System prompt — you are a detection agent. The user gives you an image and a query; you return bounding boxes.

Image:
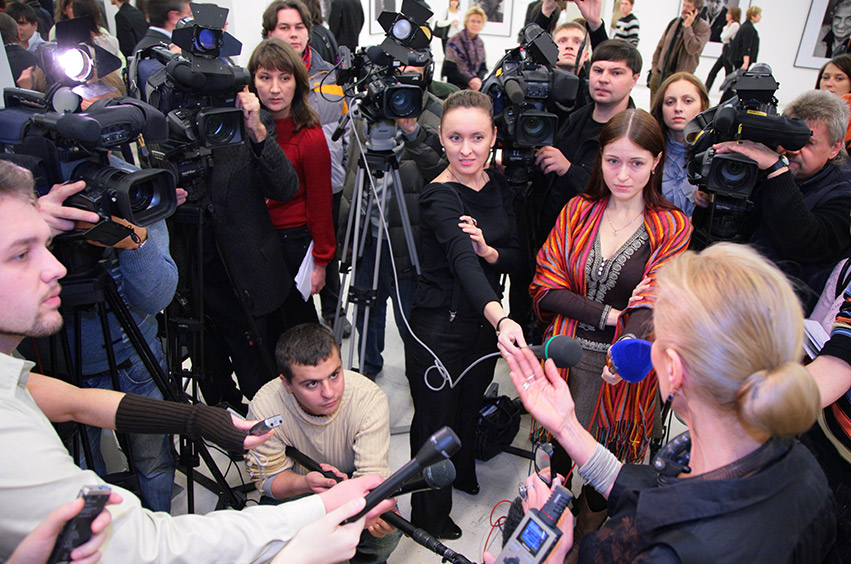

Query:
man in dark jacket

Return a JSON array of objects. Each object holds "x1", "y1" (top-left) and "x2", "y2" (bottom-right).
[
  {"x1": 697, "y1": 90, "x2": 851, "y2": 313},
  {"x1": 112, "y1": 0, "x2": 148, "y2": 58},
  {"x1": 328, "y1": 0, "x2": 362, "y2": 52},
  {"x1": 132, "y1": 0, "x2": 190, "y2": 53}
]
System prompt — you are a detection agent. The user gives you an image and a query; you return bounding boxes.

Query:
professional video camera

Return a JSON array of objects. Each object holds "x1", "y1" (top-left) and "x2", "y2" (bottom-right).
[
  {"x1": 136, "y1": 3, "x2": 249, "y2": 199},
  {"x1": 0, "y1": 18, "x2": 176, "y2": 246},
  {"x1": 481, "y1": 24, "x2": 579, "y2": 186},
  {"x1": 336, "y1": 0, "x2": 433, "y2": 125},
  {"x1": 686, "y1": 63, "x2": 811, "y2": 245}
]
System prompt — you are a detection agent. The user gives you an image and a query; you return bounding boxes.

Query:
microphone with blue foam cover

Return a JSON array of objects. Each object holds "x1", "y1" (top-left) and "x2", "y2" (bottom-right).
[{"x1": 607, "y1": 338, "x2": 654, "y2": 383}]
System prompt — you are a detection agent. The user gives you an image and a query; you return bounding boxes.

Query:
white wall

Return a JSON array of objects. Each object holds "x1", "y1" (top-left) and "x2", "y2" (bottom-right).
[{"x1": 203, "y1": 0, "x2": 819, "y2": 110}]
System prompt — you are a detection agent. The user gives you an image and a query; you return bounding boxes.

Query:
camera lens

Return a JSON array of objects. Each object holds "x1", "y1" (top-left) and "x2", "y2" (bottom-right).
[
  {"x1": 719, "y1": 159, "x2": 747, "y2": 183},
  {"x1": 203, "y1": 113, "x2": 238, "y2": 145},
  {"x1": 128, "y1": 184, "x2": 154, "y2": 212},
  {"x1": 520, "y1": 116, "x2": 552, "y2": 141},
  {"x1": 388, "y1": 88, "x2": 417, "y2": 117}
]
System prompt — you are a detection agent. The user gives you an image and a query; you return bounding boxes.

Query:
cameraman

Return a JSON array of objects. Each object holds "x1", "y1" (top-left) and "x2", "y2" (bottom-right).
[
  {"x1": 699, "y1": 89, "x2": 851, "y2": 312},
  {"x1": 35, "y1": 179, "x2": 178, "y2": 513}
]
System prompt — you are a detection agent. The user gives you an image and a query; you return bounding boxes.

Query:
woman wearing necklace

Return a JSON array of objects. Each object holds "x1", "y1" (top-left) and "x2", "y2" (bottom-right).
[
  {"x1": 530, "y1": 109, "x2": 691, "y2": 547},
  {"x1": 405, "y1": 90, "x2": 526, "y2": 541}
]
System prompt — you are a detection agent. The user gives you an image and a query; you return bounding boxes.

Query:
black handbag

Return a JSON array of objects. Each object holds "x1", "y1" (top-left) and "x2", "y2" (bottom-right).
[
  {"x1": 474, "y1": 395, "x2": 522, "y2": 461},
  {"x1": 433, "y1": 24, "x2": 450, "y2": 41}
]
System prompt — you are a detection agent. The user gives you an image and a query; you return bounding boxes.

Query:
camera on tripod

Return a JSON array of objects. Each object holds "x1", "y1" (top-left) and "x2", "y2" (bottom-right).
[
  {"x1": 686, "y1": 63, "x2": 812, "y2": 244},
  {"x1": 0, "y1": 18, "x2": 177, "y2": 246},
  {"x1": 337, "y1": 0, "x2": 433, "y2": 123},
  {"x1": 482, "y1": 23, "x2": 579, "y2": 185},
  {"x1": 137, "y1": 3, "x2": 249, "y2": 199}
]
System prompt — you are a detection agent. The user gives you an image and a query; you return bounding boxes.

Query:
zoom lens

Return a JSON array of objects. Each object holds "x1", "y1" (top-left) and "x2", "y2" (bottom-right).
[
  {"x1": 197, "y1": 107, "x2": 245, "y2": 148},
  {"x1": 381, "y1": 85, "x2": 423, "y2": 119}
]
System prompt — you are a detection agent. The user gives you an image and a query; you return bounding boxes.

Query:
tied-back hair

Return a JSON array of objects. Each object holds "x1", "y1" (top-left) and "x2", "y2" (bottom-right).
[
  {"x1": 0, "y1": 160, "x2": 37, "y2": 204},
  {"x1": 583, "y1": 109, "x2": 674, "y2": 211},
  {"x1": 783, "y1": 89, "x2": 849, "y2": 165},
  {"x1": 815, "y1": 53, "x2": 851, "y2": 90},
  {"x1": 248, "y1": 38, "x2": 320, "y2": 132},
  {"x1": 654, "y1": 243, "x2": 820, "y2": 438},
  {"x1": 276, "y1": 323, "x2": 339, "y2": 381},
  {"x1": 728, "y1": 6, "x2": 741, "y2": 23},
  {"x1": 649, "y1": 72, "x2": 710, "y2": 137},
  {"x1": 441, "y1": 89, "x2": 493, "y2": 127},
  {"x1": 262, "y1": 0, "x2": 312, "y2": 39}
]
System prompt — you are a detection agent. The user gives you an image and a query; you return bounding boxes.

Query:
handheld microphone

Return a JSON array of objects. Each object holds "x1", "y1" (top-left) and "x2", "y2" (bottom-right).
[
  {"x1": 528, "y1": 335, "x2": 583, "y2": 369},
  {"x1": 607, "y1": 338, "x2": 653, "y2": 383},
  {"x1": 381, "y1": 512, "x2": 474, "y2": 564},
  {"x1": 343, "y1": 426, "x2": 461, "y2": 524},
  {"x1": 393, "y1": 459, "x2": 455, "y2": 496}
]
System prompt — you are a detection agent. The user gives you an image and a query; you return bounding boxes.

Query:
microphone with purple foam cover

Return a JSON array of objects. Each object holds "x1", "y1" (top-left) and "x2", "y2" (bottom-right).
[
  {"x1": 527, "y1": 335, "x2": 583, "y2": 369},
  {"x1": 607, "y1": 338, "x2": 654, "y2": 383}
]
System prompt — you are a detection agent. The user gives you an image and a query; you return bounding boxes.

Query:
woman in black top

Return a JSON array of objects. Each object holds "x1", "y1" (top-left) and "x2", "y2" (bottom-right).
[{"x1": 405, "y1": 90, "x2": 526, "y2": 540}]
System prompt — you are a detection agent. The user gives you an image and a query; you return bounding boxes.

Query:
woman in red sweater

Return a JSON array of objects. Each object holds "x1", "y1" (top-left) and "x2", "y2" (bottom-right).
[{"x1": 248, "y1": 38, "x2": 335, "y2": 329}]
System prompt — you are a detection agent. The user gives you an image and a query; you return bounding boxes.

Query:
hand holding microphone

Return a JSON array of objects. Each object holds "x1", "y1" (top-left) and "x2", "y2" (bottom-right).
[{"x1": 606, "y1": 338, "x2": 653, "y2": 384}]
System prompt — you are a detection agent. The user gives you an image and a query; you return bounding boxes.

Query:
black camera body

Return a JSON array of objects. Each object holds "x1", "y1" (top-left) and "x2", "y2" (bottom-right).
[
  {"x1": 483, "y1": 24, "x2": 579, "y2": 185},
  {"x1": 0, "y1": 87, "x2": 177, "y2": 244},
  {"x1": 686, "y1": 64, "x2": 812, "y2": 245},
  {"x1": 337, "y1": 0, "x2": 433, "y2": 124}
]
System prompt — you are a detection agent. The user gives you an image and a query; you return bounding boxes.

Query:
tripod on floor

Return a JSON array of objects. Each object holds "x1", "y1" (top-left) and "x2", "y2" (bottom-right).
[{"x1": 335, "y1": 114, "x2": 420, "y2": 375}]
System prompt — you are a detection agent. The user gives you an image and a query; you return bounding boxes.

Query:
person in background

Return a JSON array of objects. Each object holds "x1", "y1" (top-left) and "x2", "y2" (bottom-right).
[
  {"x1": 650, "y1": 72, "x2": 709, "y2": 217},
  {"x1": 705, "y1": 5, "x2": 739, "y2": 92},
  {"x1": 443, "y1": 6, "x2": 487, "y2": 91},
  {"x1": 0, "y1": 12, "x2": 35, "y2": 88},
  {"x1": 701, "y1": 0, "x2": 725, "y2": 42},
  {"x1": 817, "y1": 53, "x2": 851, "y2": 151},
  {"x1": 435, "y1": 0, "x2": 461, "y2": 53},
  {"x1": 508, "y1": 242, "x2": 835, "y2": 563},
  {"x1": 328, "y1": 0, "x2": 362, "y2": 52},
  {"x1": 303, "y1": 0, "x2": 337, "y2": 65},
  {"x1": 131, "y1": 0, "x2": 191, "y2": 53},
  {"x1": 817, "y1": 0, "x2": 851, "y2": 58},
  {"x1": 648, "y1": 0, "x2": 710, "y2": 99},
  {"x1": 6, "y1": 1, "x2": 42, "y2": 52},
  {"x1": 612, "y1": 0, "x2": 638, "y2": 47},
  {"x1": 111, "y1": 0, "x2": 148, "y2": 58},
  {"x1": 73, "y1": 0, "x2": 126, "y2": 73},
  {"x1": 406, "y1": 90, "x2": 526, "y2": 540},
  {"x1": 730, "y1": 5, "x2": 761, "y2": 72}
]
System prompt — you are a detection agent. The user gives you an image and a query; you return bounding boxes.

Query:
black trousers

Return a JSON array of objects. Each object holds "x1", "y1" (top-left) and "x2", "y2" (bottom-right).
[
  {"x1": 274, "y1": 225, "x2": 321, "y2": 330},
  {"x1": 706, "y1": 51, "x2": 733, "y2": 92},
  {"x1": 405, "y1": 307, "x2": 498, "y2": 529}
]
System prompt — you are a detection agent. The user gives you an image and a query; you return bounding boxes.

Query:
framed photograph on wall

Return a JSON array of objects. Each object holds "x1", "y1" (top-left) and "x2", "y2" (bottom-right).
[
  {"x1": 371, "y1": 0, "x2": 397, "y2": 35},
  {"x1": 796, "y1": 0, "x2": 851, "y2": 69},
  {"x1": 698, "y1": 0, "x2": 752, "y2": 59},
  {"x1": 472, "y1": 0, "x2": 513, "y2": 36}
]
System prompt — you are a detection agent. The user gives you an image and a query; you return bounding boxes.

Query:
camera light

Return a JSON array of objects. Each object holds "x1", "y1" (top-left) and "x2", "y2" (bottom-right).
[
  {"x1": 197, "y1": 28, "x2": 218, "y2": 50},
  {"x1": 392, "y1": 18, "x2": 413, "y2": 41},
  {"x1": 57, "y1": 47, "x2": 93, "y2": 82}
]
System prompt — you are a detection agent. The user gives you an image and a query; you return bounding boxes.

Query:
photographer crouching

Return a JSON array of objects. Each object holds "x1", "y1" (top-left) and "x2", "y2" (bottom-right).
[{"x1": 692, "y1": 86, "x2": 851, "y2": 313}]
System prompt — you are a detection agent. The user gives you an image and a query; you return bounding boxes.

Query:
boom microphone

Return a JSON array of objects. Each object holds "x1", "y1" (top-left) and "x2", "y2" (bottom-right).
[
  {"x1": 528, "y1": 335, "x2": 583, "y2": 369},
  {"x1": 343, "y1": 426, "x2": 461, "y2": 524}
]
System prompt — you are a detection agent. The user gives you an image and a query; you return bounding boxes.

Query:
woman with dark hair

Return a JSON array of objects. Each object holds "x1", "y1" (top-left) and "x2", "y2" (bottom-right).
[
  {"x1": 248, "y1": 38, "x2": 334, "y2": 330},
  {"x1": 650, "y1": 72, "x2": 709, "y2": 217},
  {"x1": 506, "y1": 242, "x2": 834, "y2": 563},
  {"x1": 405, "y1": 89, "x2": 526, "y2": 540},
  {"x1": 72, "y1": 0, "x2": 125, "y2": 72},
  {"x1": 529, "y1": 109, "x2": 691, "y2": 550},
  {"x1": 817, "y1": 53, "x2": 851, "y2": 150}
]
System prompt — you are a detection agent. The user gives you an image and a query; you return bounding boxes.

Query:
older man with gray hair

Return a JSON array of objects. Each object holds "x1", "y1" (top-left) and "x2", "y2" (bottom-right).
[{"x1": 698, "y1": 89, "x2": 851, "y2": 312}]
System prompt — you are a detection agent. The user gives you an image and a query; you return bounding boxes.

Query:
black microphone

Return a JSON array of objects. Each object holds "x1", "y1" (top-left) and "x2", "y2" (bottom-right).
[
  {"x1": 527, "y1": 335, "x2": 583, "y2": 369},
  {"x1": 365, "y1": 45, "x2": 393, "y2": 66},
  {"x1": 343, "y1": 426, "x2": 461, "y2": 524},
  {"x1": 381, "y1": 512, "x2": 474, "y2": 564},
  {"x1": 393, "y1": 459, "x2": 455, "y2": 496}
]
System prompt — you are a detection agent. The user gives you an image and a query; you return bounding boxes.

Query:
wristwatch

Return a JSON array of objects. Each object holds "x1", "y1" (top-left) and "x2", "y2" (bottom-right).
[{"x1": 764, "y1": 155, "x2": 789, "y2": 175}]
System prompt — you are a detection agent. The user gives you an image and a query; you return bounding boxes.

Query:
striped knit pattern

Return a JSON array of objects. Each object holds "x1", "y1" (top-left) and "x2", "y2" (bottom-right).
[
  {"x1": 613, "y1": 13, "x2": 640, "y2": 47},
  {"x1": 246, "y1": 370, "x2": 391, "y2": 493},
  {"x1": 530, "y1": 195, "x2": 692, "y2": 462}
]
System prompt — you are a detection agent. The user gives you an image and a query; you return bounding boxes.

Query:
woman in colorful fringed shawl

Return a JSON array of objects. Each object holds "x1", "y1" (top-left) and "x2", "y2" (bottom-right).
[
  {"x1": 443, "y1": 6, "x2": 488, "y2": 91},
  {"x1": 529, "y1": 109, "x2": 691, "y2": 540}
]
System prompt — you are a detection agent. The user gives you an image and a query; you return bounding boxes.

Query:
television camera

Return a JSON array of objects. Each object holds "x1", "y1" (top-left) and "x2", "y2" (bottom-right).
[
  {"x1": 0, "y1": 17, "x2": 176, "y2": 247},
  {"x1": 686, "y1": 63, "x2": 812, "y2": 246},
  {"x1": 135, "y1": 2, "x2": 249, "y2": 200},
  {"x1": 482, "y1": 23, "x2": 579, "y2": 186}
]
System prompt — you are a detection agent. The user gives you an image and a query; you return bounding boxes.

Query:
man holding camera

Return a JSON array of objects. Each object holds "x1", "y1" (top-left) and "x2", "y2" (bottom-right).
[
  {"x1": 0, "y1": 160, "x2": 393, "y2": 563},
  {"x1": 30, "y1": 178, "x2": 179, "y2": 513},
  {"x1": 699, "y1": 90, "x2": 851, "y2": 311}
]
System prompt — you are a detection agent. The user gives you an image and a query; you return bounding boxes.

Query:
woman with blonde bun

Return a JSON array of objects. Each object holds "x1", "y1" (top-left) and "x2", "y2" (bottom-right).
[{"x1": 504, "y1": 242, "x2": 836, "y2": 563}]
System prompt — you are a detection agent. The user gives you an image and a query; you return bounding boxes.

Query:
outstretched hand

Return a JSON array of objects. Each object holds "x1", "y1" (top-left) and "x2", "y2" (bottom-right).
[
  {"x1": 271, "y1": 497, "x2": 368, "y2": 564},
  {"x1": 229, "y1": 415, "x2": 275, "y2": 450}
]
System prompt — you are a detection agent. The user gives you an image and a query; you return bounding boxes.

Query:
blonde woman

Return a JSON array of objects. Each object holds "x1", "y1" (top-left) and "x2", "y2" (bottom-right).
[{"x1": 443, "y1": 6, "x2": 487, "y2": 91}]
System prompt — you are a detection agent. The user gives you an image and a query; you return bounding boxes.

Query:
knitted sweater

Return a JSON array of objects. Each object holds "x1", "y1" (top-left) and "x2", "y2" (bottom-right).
[{"x1": 246, "y1": 370, "x2": 391, "y2": 497}]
